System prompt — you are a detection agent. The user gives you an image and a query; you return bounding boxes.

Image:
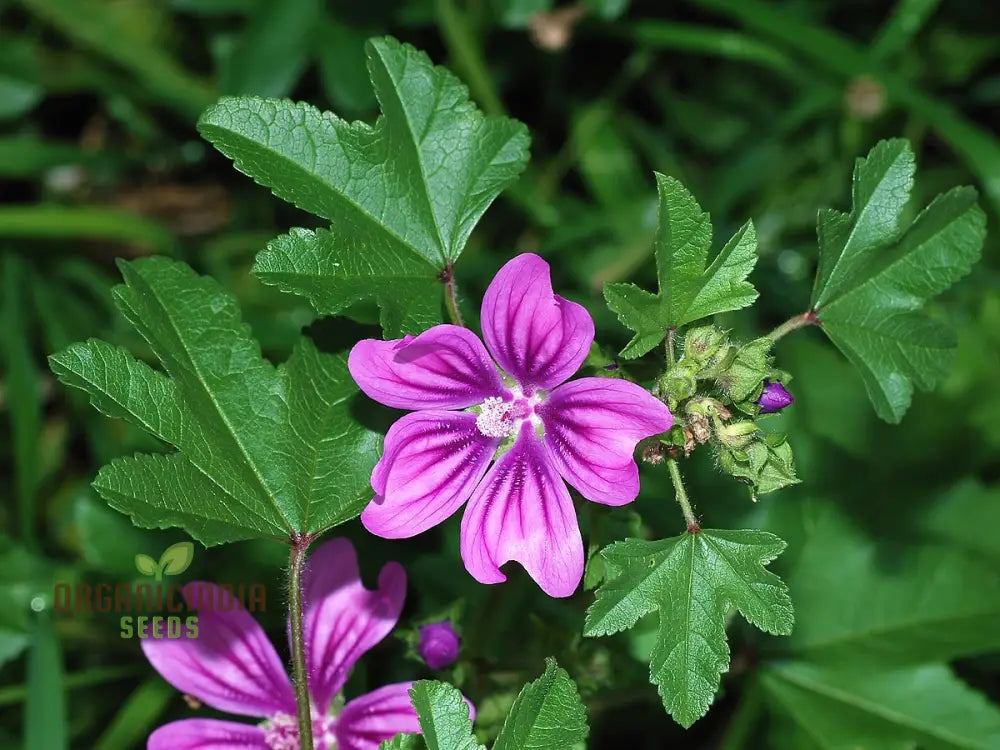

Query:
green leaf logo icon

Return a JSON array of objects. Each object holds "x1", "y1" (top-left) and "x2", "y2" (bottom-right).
[
  {"x1": 134, "y1": 553, "x2": 157, "y2": 577},
  {"x1": 159, "y1": 542, "x2": 194, "y2": 576},
  {"x1": 134, "y1": 542, "x2": 195, "y2": 580}
]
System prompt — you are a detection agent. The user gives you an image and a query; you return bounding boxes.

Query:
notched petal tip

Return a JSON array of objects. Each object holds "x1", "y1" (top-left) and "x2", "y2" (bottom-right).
[
  {"x1": 481, "y1": 253, "x2": 595, "y2": 391},
  {"x1": 460, "y1": 426, "x2": 584, "y2": 598},
  {"x1": 299, "y1": 538, "x2": 407, "y2": 711}
]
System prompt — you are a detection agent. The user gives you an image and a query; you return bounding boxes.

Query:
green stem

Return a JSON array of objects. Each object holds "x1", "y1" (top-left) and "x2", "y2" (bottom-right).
[
  {"x1": 767, "y1": 309, "x2": 819, "y2": 342},
  {"x1": 666, "y1": 327, "x2": 677, "y2": 366},
  {"x1": 288, "y1": 536, "x2": 314, "y2": 750},
  {"x1": 435, "y1": 0, "x2": 505, "y2": 116},
  {"x1": 442, "y1": 262, "x2": 465, "y2": 327},
  {"x1": 667, "y1": 458, "x2": 699, "y2": 531}
]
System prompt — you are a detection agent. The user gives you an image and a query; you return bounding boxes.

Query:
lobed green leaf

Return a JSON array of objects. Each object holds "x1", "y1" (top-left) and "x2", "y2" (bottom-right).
[
  {"x1": 810, "y1": 139, "x2": 986, "y2": 422},
  {"x1": 585, "y1": 529, "x2": 793, "y2": 727},
  {"x1": 604, "y1": 174, "x2": 759, "y2": 358},
  {"x1": 49, "y1": 257, "x2": 380, "y2": 544},
  {"x1": 198, "y1": 36, "x2": 530, "y2": 336}
]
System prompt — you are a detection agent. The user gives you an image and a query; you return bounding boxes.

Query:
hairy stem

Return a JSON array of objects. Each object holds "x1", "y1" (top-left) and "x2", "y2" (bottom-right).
[
  {"x1": 441, "y1": 262, "x2": 465, "y2": 327},
  {"x1": 288, "y1": 535, "x2": 314, "y2": 750},
  {"x1": 666, "y1": 327, "x2": 677, "y2": 366},
  {"x1": 767, "y1": 309, "x2": 820, "y2": 342},
  {"x1": 667, "y1": 458, "x2": 699, "y2": 532}
]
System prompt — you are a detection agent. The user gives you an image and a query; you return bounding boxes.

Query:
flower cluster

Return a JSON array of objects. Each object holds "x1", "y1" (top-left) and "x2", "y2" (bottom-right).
[{"x1": 348, "y1": 254, "x2": 673, "y2": 597}]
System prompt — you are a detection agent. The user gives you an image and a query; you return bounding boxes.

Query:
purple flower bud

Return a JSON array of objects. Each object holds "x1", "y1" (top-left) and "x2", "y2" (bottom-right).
[
  {"x1": 602, "y1": 363, "x2": 619, "y2": 371},
  {"x1": 758, "y1": 381, "x2": 794, "y2": 413},
  {"x1": 418, "y1": 620, "x2": 460, "y2": 669}
]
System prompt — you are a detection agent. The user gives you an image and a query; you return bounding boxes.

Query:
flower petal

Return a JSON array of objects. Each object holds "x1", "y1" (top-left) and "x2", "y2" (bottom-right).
[
  {"x1": 334, "y1": 683, "x2": 422, "y2": 750},
  {"x1": 364, "y1": 411, "x2": 499, "y2": 538},
  {"x1": 298, "y1": 538, "x2": 406, "y2": 712},
  {"x1": 480, "y1": 254, "x2": 594, "y2": 391},
  {"x1": 460, "y1": 424, "x2": 584, "y2": 597},
  {"x1": 148, "y1": 719, "x2": 268, "y2": 750},
  {"x1": 141, "y1": 582, "x2": 294, "y2": 717},
  {"x1": 539, "y1": 378, "x2": 673, "y2": 506},
  {"x1": 348, "y1": 325, "x2": 504, "y2": 410}
]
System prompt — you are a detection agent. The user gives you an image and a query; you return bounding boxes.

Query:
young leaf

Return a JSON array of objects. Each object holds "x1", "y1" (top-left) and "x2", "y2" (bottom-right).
[
  {"x1": 810, "y1": 139, "x2": 986, "y2": 422},
  {"x1": 761, "y1": 662, "x2": 1000, "y2": 749},
  {"x1": 198, "y1": 36, "x2": 530, "y2": 336},
  {"x1": 603, "y1": 174, "x2": 759, "y2": 358},
  {"x1": 585, "y1": 530, "x2": 793, "y2": 727},
  {"x1": 158, "y1": 541, "x2": 194, "y2": 576},
  {"x1": 408, "y1": 681, "x2": 483, "y2": 750},
  {"x1": 49, "y1": 257, "x2": 381, "y2": 545},
  {"x1": 133, "y1": 554, "x2": 157, "y2": 577},
  {"x1": 493, "y1": 657, "x2": 589, "y2": 750}
]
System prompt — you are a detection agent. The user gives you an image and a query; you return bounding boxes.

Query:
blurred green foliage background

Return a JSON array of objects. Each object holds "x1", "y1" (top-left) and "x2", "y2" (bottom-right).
[{"x1": 1, "y1": 0, "x2": 998, "y2": 748}]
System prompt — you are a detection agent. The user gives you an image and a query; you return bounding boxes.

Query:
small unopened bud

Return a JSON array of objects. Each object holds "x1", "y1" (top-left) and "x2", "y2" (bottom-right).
[
  {"x1": 658, "y1": 365, "x2": 697, "y2": 405},
  {"x1": 758, "y1": 381, "x2": 794, "y2": 414},
  {"x1": 717, "y1": 421, "x2": 759, "y2": 449},
  {"x1": 683, "y1": 326, "x2": 726, "y2": 363},
  {"x1": 418, "y1": 621, "x2": 460, "y2": 669}
]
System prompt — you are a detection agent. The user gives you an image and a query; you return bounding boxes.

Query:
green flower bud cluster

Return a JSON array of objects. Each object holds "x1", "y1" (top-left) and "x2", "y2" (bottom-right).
[
  {"x1": 655, "y1": 325, "x2": 778, "y2": 412},
  {"x1": 651, "y1": 325, "x2": 799, "y2": 498},
  {"x1": 717, "y1": 432, "x2": 799, "y2": 501}
]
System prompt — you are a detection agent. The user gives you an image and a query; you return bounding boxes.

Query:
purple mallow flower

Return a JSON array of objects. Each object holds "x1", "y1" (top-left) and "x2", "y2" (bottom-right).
[
  {"x1": 758, "y1": 381, "x2": 794, "y2": 413},
  {"x1": 141, "y1": 538, "x2": 457, "y2": 750},
  {"x1": 348, "y1": 254, "x2": 673, "y2": 598},
  {"x1": 418, "y1": 621, "x2": 460, "y2": 669}
]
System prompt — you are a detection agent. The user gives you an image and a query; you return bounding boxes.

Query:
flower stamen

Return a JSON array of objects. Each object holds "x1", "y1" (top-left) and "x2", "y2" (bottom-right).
[{"x1": 475, "y1": 396, "x2": 515, "y2": 438}]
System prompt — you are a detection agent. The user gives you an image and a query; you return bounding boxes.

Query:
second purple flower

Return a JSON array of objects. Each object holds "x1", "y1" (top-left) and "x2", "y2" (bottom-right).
[{"x1": 348, "y1": 254, "x2": 673, "y2": 597}]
